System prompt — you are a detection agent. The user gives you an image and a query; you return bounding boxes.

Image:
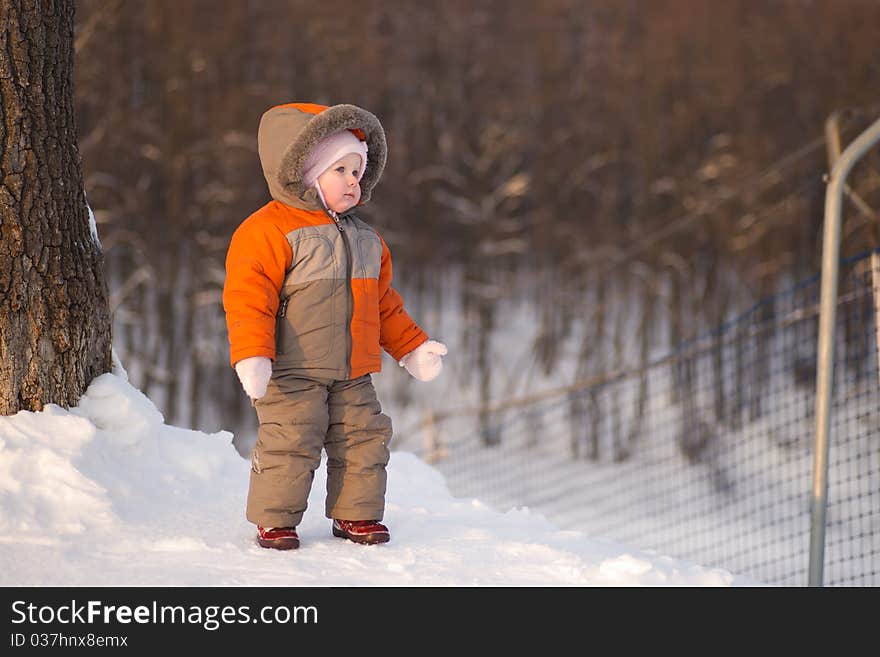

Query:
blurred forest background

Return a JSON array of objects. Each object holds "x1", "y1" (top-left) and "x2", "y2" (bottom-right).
[{"x1": 72, "y1": 0, "x2": 880, "y2": 437}]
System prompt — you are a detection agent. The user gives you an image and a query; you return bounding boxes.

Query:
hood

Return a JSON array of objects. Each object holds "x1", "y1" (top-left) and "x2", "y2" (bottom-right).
[{"x1": 257, "y1": 102, "x2": 387, "y2": 211}]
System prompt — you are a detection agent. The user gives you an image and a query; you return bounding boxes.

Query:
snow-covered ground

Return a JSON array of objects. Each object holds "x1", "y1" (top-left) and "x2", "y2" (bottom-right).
[{"x1": 0, "y1": 360, "x2": 761, "y2": 586}]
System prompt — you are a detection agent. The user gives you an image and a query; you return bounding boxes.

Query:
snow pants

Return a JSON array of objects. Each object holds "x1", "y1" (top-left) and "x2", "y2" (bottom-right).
[{"x1": 245, "y1": 373, "x2": 393, "y2": 528}]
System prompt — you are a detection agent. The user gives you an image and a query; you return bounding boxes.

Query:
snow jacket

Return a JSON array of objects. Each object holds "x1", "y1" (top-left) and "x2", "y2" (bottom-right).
[{"x1": 223, "y1": 102, "x2": 427, "y2": 380}]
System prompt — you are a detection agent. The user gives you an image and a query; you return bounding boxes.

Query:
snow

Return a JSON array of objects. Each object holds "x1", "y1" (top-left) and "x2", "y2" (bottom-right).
[
  {"x1": 0, "y1": 359, "x2": 761, "y2": 586},
  {"x1": 85, "y1": 197, "x2": 101, "y2": 249}
]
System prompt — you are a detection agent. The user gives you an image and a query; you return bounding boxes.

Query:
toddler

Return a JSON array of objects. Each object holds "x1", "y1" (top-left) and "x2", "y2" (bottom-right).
[{"x1": 223, "y1": 102, "x2": 447, "y2": 549}]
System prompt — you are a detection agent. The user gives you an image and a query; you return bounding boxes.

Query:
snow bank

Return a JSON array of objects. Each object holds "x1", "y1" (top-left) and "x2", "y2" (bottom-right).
[{"x1": 0, "y1": 372, "x2": 760, "y2": 586}]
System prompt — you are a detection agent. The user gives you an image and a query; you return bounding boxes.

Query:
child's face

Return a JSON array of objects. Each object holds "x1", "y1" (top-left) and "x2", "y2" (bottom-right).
[{"x1": 317, "y1": 153, "x2": 362, "y2": 213}]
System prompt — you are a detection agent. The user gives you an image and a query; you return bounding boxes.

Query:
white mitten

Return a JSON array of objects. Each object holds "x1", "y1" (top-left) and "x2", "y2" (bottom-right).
[
  {"x1": 399, "y1": 340, "x2": 448, "y2": 382},
  {"x1": 234, "y1": 356, "x2": 273, "y2": 400}
]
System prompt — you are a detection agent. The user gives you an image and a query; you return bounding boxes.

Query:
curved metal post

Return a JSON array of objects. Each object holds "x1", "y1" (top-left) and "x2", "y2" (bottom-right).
[{"x1": 810, "y1": 115, "x2": 880, "y2": 587}]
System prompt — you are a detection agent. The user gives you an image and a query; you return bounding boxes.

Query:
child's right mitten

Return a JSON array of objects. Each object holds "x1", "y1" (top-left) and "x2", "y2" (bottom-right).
[{"x1": 234, "y1": 356, "x2": 273, "y2": 400}]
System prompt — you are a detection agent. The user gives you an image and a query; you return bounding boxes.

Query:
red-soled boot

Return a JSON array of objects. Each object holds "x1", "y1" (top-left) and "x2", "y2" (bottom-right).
[
  {"x1": 332, "y1": 519, "x2": 390, "y2": 545},
  {"x1": 256, "y1": 526, "x2": 300, "y2": 550}
]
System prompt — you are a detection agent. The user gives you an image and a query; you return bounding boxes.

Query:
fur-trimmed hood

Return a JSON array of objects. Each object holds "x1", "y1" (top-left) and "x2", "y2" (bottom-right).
[{"x1": 257, "y1": 102, "x2": 387, "y2": 211}]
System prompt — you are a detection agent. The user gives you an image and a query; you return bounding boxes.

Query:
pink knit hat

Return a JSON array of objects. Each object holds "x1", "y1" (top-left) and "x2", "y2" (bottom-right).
[{"x1": 301, "y1": 130, "x2": 368, "y2": 187}]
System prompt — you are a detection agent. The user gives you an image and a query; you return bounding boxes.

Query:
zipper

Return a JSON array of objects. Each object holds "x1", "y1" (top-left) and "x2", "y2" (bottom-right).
[
  {"x1": 275, "y1": 296, "x2": 290, "y2": 355},
  {"x1": 328, "y1": 210, "x2": 354, "y2": 380}
]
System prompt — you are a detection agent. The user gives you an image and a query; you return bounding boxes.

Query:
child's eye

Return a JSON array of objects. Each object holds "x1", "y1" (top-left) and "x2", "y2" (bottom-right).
[
  {"x1": 352, "y1": 170, "x2": 359, "y2": 178},
  {"x1": 335, "y1": 166, "x2": 346, "y2": 173}
]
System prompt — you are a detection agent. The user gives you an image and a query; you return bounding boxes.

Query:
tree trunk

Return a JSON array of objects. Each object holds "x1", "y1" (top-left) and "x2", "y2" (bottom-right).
[{"x1": 0, "y1": 0, "x2": 111, "y2": 415}]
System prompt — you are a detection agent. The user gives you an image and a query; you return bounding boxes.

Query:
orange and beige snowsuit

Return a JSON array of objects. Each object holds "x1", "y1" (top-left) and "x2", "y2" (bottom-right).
[{"x1": 223, "y1": 103, "x2": 427, "y2": 527}]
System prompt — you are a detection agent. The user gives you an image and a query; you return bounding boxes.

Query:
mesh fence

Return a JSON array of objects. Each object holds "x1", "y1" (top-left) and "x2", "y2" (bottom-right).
[{"x1": 404, "y1": 249, "x2": 880, "y2": 586}]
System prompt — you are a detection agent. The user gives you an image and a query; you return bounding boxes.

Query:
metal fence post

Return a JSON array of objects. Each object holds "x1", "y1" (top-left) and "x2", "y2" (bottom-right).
[
  {"x1": 810, "y1": 114, "x2": 880, "y2": 587},
  {"x1": 872, "y1": 253, "x2": 880, "y2": 394}
]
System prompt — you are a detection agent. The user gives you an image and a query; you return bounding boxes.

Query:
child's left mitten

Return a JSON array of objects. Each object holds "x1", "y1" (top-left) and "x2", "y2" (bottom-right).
[
  {"x1": 399, "y1": 339, "x2": 448, "y2": 382},
  {"x1": 234, "y1": 356, "x2": 273, "y2": 400}
]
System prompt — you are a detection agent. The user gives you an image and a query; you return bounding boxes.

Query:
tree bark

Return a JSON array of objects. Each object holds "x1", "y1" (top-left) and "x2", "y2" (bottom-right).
[{"x1": 0, "y1": 0, "x2": 111, "y2": 415}]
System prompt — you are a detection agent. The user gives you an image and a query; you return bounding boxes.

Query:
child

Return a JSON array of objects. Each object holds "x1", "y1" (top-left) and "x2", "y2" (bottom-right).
[{"x1": 223, "y1": 102, "x2": 447, "y2": 550}]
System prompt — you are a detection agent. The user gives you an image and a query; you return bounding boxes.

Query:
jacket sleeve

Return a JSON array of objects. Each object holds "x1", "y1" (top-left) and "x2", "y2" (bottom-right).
[
  {"x1": 222, "y1": 216, "x2": 292, "y2": 367},
  {"x1": 377, "y1": 233, "x2": 428, "y2": 362}
]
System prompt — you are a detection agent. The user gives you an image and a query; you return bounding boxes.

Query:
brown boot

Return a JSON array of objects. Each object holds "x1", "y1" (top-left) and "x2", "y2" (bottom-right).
[
  {"x1": 332, "y1": 519, "x2": 390, "y2": 545},
  {"x1": 256, "y1": 526, "x2": 300, "y2": 550}
]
